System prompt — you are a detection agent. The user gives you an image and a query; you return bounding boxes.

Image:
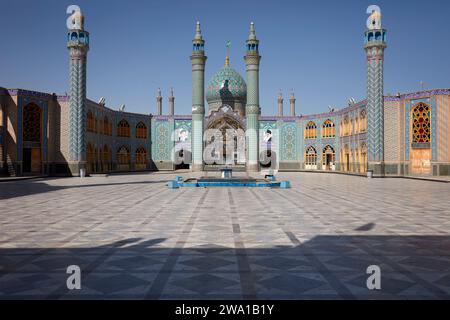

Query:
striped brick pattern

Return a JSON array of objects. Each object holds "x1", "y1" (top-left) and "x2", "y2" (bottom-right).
[
  {"x1": 69, "y1": 55, "x2": 87, "y2": 161},
  {"x1": 367, "y1": 57, "x2": 384, "y2": 162}
]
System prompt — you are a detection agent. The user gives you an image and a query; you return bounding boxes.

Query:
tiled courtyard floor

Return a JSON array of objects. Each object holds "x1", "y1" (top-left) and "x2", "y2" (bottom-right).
[{"x1": 1, "y1": 172, "x2": 450, "y2": 299}]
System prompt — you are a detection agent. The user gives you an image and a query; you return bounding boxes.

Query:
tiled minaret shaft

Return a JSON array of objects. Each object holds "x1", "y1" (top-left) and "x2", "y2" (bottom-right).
[
  {"x1": 245, "y1": 22, "x2": 261, "y2": 172},
  {"x1": 67, "y1": 7, "x2": 89, "y2": 175},
  {"x1": 364, "y1": 6, "x2": 387, "y2": 175},
  {"x1": 191, "y1": 22, "x2": 207, "y2": 171}
]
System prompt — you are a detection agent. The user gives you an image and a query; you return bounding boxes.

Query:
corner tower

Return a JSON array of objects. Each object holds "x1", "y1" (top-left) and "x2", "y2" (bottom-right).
[
  {"x1": 67, "y1": 6, "x2": 89, "y2": 176},
  {"x1": 364, "y1": 5, "x2": 387, "y2": 175},
  {"x1": 244, "y1": 22, "x2": 261, "y2": 172},
  {"x1": 191, "y1": 21, "x2": 207, "y2": 171}
]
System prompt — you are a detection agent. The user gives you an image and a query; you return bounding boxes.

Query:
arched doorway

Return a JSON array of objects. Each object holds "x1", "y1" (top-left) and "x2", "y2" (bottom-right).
[
  {"x1": 205, "y1": 108, "x2": 246, "y2": 167},
  {"x1": 322, "y1": 145, "x2": 335, "y2": 171},
  {"x1": 305, "y1": 146, "x2": 317, "y2": 170},
  {"x1": 135, "y1": 146, "x2": 147, "y2": 170},
  {"x1": 360, "y1": 142, "x2": 367, "y2": 173},
  {"x1": 87, "y1": 143, "x2": 95, "y2": 173},
  {"x1": 117, "y1": 146, "x2": 130, "y2": 171},
  {"x1": 410, "y1": 102, "x2": 432, "y2": 175},
  {"x1": 22, "y1": 103, "x2": 42, "y2": 174},
  {"x1": 343, "y1": 144, "x2": 350, "y2": 172}
]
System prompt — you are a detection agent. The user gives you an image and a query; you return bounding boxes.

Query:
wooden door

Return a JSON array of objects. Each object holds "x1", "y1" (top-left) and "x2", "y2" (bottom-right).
[
  {"x1": 410, "y1": 149, "x2": 431, "y2": 175},
  {"x1": 31, "y1": 148, "x2": 41, "y2": 173}
]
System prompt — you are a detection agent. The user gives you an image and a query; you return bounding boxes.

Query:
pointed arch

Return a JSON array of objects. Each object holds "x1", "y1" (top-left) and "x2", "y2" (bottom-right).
[
  {"x1": 117, "y1": 145, "x2": 130, "y2": 170},
  {"x1": 412, "y1": 102, "x2": 431, "y2": 143},
  {"x1": 103, "y1": 116, "x2": 112, "y2": 135},
  {"x1": 322, "y1": 145, "x2": 335, "y2": 170},
  {"x1": 136, "y1": 122, "x2": 147, "y2": 139},
  {"x1": 135, "y1": 146, "x2": 147, "y2": 169},
  {"x1": 305, "y1": 121, "x2": 317, "y2": 139},
  {"x1": 305, "y1": 146, "x2": 317, "y2": 170},
  {"x1": 117, "y1": 119, "x2": 130, "y2": 137},
  {"x1": 360, "y1": 110, "x2": 367, "y2": 132},
  {"x1": 322, "y1": 119, "x2": 335, "y2": 138}
]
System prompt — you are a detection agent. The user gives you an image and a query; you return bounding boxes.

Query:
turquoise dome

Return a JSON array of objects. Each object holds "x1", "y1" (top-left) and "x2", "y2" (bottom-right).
[{"x1": 206, "y1": 65, "x2": 247, "y2": 103}]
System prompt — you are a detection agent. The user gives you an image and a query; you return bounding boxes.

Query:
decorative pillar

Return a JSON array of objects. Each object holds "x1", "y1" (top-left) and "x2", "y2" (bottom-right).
[
  {"x1": 245, "y1": 22, "x2": 261, "y2": 172},
  {"x1": 156, "y1": 88, "x2": 162, "y2": 115},
  {"x1": 67, "y1": 6, "x2": 89, "y2": 176},
  {"x1": 364, "y1": 5, "x2": 387, "y2": 175},
  {"x1": 290, "y1": 91, "x2": 296, "y2": 116},
  {"x1": 191, "y1": 21, "x2": 207, "y2": 171},
  {"x1": 168, "y1": 87, "x2": 175, "y2": 116},
  {"x1": 277, "y1": 90, "x2": 283, "y2": 117}
]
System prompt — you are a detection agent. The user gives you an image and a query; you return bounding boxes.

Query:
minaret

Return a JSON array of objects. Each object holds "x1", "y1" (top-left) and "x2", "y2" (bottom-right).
[
  {"x1": 289, "y1": 90, "x2": 296, "y2": 116},
  {"x1": 67, "y1": 6, "x2": 89, "y2": 176},
  {"x1": 168, "y1": 87, "x2": 175, "y2": 116},
  {"x1": 156, "y1": 88, "x2": 162, "y2": 115},
  {"x1": 244, "y1": 22, "x2": 261, "y2": 172},
  {"x1": 277, "y1": 90, "x2": 283, "y2": 117},
  {"x1": 191, "y1": 21, "x2": 207, "y2": 171},
  {"x1": 364, "y1": 5, "x2": 387, "y2": 175}
]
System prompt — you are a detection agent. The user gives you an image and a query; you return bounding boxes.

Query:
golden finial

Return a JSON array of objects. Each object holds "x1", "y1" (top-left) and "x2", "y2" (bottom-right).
[{"x1": 225, "y1": 41, "x2": 231, "y2": 66}]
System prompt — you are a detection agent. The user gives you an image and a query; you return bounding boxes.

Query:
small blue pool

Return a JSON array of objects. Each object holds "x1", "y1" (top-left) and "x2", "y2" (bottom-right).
[{"x1": 167, "y1": 176, "x2": 290, "y2": 188}]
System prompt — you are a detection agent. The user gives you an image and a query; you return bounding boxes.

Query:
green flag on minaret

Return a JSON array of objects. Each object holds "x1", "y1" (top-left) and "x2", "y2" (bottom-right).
[{"x1": 226, "y1": 41, "x2": 231, "y2": 48}]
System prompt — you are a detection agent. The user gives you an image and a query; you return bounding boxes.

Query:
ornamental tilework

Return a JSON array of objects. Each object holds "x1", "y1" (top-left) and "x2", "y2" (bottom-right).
[
  {"x1": 367, "y1": 59, "x2": 384, "y2": 162},
  {"x1": 384, "y1": 104, "x2": 400, "y2": 162},
  {"x1": 206, "y1": 66, "x2": 247, "y2": 102},
  {"x1": 406, "y1": 98, "x2": 436, "y2": 161},
  {"x1": 280, "y1": 122, "x2": 297, "y2": 161},
  {"x1": 17, "y1": 97, "x2": 48, "y2": 162},
  {"x1": 153, "y1": 120, "x2": 172, "y2": 161}
]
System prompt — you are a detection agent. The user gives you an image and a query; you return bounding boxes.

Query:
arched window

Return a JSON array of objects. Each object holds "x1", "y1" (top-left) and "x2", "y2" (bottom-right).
[
  {"x1": 135, "y1": 147, "x2": 147, "y2": 166},
  {"x1": 87, "y1": 111, "x2": 95, "y2": 132},
  {"x1": 322, "y1": 119, "x2": 335, "y2": 138},
  {"x1": 136, "y1": 122, "x2": 147, "y2": 139},
  {"x1": 305, "y1": 121, "x2": 317, "y2": 139},
  {"x1": 343, "y1": 117, "x2": 349, "y2": 136},
  {"x1": 322, "y1": 145, "x2": 335, "y2": 170},
  {"x1": 117, "y1": 119, "x2": 130, "y2": 137},
  {"x1": 305, "y1": 146, "x2": 317, "y2": 169},
  {"x1": 117, "y1": 146, "x2": 130, "y2": 165},
  {"x1": 412, "y1": 103, "x2": 431, "y2": 143},
  {"x1": 360, "y1": 110, "x2": 367, "y2": 133},
  {"x1": 103, "y1": 116, "x2": 112, "y2": 136}
]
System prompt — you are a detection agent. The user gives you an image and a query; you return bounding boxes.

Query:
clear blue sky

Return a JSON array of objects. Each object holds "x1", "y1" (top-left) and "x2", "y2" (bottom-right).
[{"x1": 1, "y1": 0, "x2": 449, "y2": 115}]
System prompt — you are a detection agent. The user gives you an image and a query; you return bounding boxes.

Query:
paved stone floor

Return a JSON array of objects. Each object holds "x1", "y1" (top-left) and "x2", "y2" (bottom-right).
[{"x1": 0, "y1": 172, "x2": 450, "y2": 299}]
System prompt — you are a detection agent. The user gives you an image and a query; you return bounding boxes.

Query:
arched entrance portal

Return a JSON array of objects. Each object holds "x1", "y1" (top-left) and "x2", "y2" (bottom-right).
[
  {"x1": 305, "y1": 146, "x2": 318, "y2": 170},
  {"x1": 205, "y1": 106, "x2": 246, "y2": 167},
  {"x1": 22, "y1": 103, "x2": 42, "y2": 174},
  {"x1": 410, "y1": 102, "x2": 432, "y2": 175},
  {"x1": 322, "y1": 145, "x2": 335, "y2": 171}
]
